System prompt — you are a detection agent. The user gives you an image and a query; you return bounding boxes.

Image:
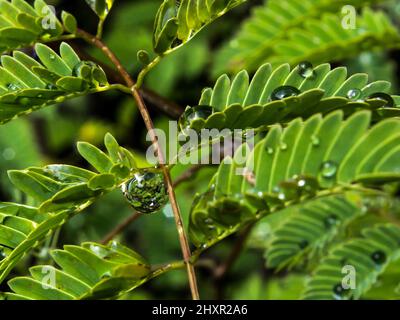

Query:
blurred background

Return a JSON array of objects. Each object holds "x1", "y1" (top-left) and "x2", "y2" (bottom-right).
[{"x1": 0, "y1": 0, "x2": 399, "y2": 299}]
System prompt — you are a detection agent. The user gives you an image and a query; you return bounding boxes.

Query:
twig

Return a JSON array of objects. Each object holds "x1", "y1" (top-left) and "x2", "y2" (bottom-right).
[
  {"x1": 214, "y1": 222, "x2": 255, "y2": 279},
  {"x1": 76, "y1": 28, "x2": 200, "y2": 300},
  {"x1": 173, "y1": 164, "x2": 210, "y2": 188},
  {"x1": 101, "y1": 212, "x2": 143, "y2": 244}
]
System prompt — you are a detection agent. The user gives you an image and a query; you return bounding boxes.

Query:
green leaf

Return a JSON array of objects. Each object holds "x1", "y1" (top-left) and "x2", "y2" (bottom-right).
[
  {"x1": 181, "y1": 63, "x2": 400, "y2": 133},
  {"x1": 153, "y1": 0, "x2": 246, "y2": 54},
  {"x1": 0, "y1": 43, "x2": 111, "y2": 125},
  {"x1": 77, "y1": 142, "x2": 113, "y2": 173},
  {"x1": 0, "y1": 0, "x2": 77, "y2": 53},
  {"x1": 303, "y1": 224, "x2": 400, "y2": 300},
  {"x1": 5, "y1": 241, "x2": 151, "y2": 300}
]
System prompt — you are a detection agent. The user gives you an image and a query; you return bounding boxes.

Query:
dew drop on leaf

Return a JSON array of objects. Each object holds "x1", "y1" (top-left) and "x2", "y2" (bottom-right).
[
  {"x1": 179, "y1": 105, "x2": 214, "y2": 131},
  {"x1": 295, "y1": 175, "x2": 319, "y2": 194},
  {"x1": 122, "y1": 169, "x2": 168, "y2": 214},
  {"x1": 324, "y1": 214, "x2": 338, "y2": 229},
  {"x1": 49, "y1": 54, "x2": 56, "y2": 60},
  {"x1": 370, "y1": 250, "x2": 387, "y2": 265},
  {"x1": 6, "y1": 83, "x2": 19, "y2": 91},
  {"x1": 346, "y1": 88, "x2": 362, "y2": 101},
  {"x1": 333, "y1": 283, "x2": 349, "y2": 300},
  {"x1": 280, "y1": 142, "x2": 288, "y2": 151},
  {"x1": 311, "y1": 135, "x2": 320, "y2": 147},
  {"x1": 298, "y1": 61, "x2": 314, "y2": 78},
  {"x1": 320, "y1": 161, "x2": 338, "y2": 179},
  {"x1": 270, "y1": 86, "x2": 301, "y2": 101},
  {"x1": 368, "y1": 92, "x2": 395, "y2": 108},
  {"x1": 0, "y1": 250, "x2": 6, "y2": 261},
  {"x1": 267, "y1": 147, "x2": 274, "y2": 155}
]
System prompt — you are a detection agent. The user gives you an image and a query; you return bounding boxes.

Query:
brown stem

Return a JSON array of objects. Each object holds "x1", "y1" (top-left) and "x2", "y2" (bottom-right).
[
  {"x1": 68, "y1": 41, "x2": 183, "y2": 118},
  {"x1": 101, "y1": 212, "x2": 143, "y2": 245},
  {"x1": 76, "y1": 29, "x2": 200, "y2": 300},
  {"x1": 173, "y1": 164, "x2": 210, "y2": 188},
  {"x1": 214, "y1": 222, "x2": 255, "y2": 279}
]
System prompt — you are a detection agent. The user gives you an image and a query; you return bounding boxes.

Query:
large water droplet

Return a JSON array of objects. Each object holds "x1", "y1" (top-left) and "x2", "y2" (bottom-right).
[
  {"x1": 270, "y1": 86, "x2": 301, "y2": 101},
  {"x1": 368, "y1": 92, "x2": 395, "y2": 108},
  {"x1": 371, "y1": 250, "x2": 386, "y2": 265},
  {"x1": 347, "y1": 88, "x2": 362, "y2": 101},
  {"x1": 320, "y1": 161, "x2": 338, "y2": 179},
  {"x1": 298, "y1": 61, "x2": 314, "y2": 79},
  {"x1": 179, "y1": 105, "x2": 213, "y2": 131},
  {"x1": 122, "y1": 169, "x2": 168, "y2": 214}
]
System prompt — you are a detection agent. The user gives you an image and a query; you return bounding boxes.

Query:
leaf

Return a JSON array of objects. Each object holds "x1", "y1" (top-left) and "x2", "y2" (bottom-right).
[
  {"x1": 303, "y1": 224, "x2": 400, "y2": 300},
  {"x1": 181, "y1": 63, "x2": 400, "y2": 133},
  {"x1": 0, "y1": 42, "x2": 110, "y2": 125},
  {"x1": 85, "y1": 0, "x2": 115, "y2": 19},
  {"x1": 0, "y1": 0, "x2": 77, "y2": 53},
  {"x1": 153, "y1": 0, "x2": 246, "y2": 54},
  {"x1": 5, "y1": 241, "x2": 152, "y2": 300},
  {"x1": 188, "y1": 111, "x2": 400, "y2": 246},
  {"x1": 213, "y1": 0, "x2": 397, "y2": 74}
]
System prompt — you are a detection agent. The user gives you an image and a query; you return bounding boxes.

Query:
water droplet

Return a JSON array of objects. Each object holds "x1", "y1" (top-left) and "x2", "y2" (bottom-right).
[
  {"x1": 320, "y1": 161, "x2": 338, "y2": 179},
  {"x1": 371, "y1": 250, "x2": 386, "y2": 265},
  {"x1": 6, "y1": 83, "x2": 20, "y2": 91},
  {"x1": 274, "y1": 181, "x2": 300, "y2": 202},
  {"x1": 55, "y1": 96, "x2": 66, "y2": 103},
  {"x1": 333, "y1": 283, "x2": 350, "y2": 300},
  {"x1": 18, "y1": 97, "x2": 30, "y2": 105},
  {"x1": 280, "y1": 142, "x2": 288, "y2": 151},
  {"x1": 368, "y1": 92, "x2": 395, "y2": 108},
  {"x1": 311, "y1": 135, "x2": 320, "y2": 147},
  {"x1": 0, "y1": 250, "x2": 6, "y2": 261},
  {"x1": 298, "y1": 61, "x2": 314, "y2": 78},
  {"x1": 295, "y1": 175, "x2": 319, "y2": 194},
  {"x1": 37, "y1": 94, "x2": 44, "y2": 98},
  {"x1": 270, "y1": 86, "x2": 301, "y2": 101},
  {"x1": 179, "y1": 105, "x2": 213, "y2": 132},
  {"x1": 324, "y1": 214, "x2": 338, "y2": 228},
  {"x1": 46, "y1": 83, "x2": 57, "y2": 90},
  {"x1": 122, "y1": 169, "x2": 168, "y2": 214},
  {"x1": 347, "y1": 88, "x2": 362, "y2": 101},
  {"x1": 49, "y1": 54, "x2": 56, "y2": 60}
]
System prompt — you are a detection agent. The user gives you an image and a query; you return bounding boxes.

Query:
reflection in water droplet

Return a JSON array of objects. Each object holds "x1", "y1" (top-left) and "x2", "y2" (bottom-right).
[
  {"x1": 371, "y1": 250, "x2": 387, "y2": 265},
  {"x1": 320, "y1": 161, "x2": 338, "y2": 179},
  {"x1": 122, "y1": 169, "x2": 168, "y2": 214},
  {"x1": 298, "y1": 61, "x2": 314, "y2": 79},
  {"x1": 347, "y1": 88, "x2": 362, "y2": 101},
  {"x1": 368, "y1": 92, "x2": 395, "y2": 108},
  {"x1": 270, "y1": 86, "x2": 301, "y2": 101}
]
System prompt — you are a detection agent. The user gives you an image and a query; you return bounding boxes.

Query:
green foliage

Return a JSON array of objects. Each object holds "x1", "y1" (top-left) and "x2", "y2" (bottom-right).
[
  {"x1": 0, "y1": 42, "x2": 111, "y2": 124},
  {"x1": 303, "y1": 224, "x2": 400, "y2": 300},
  {"x1": 189, "y1": 111, "x2": 400, "y2": 245},
  {"x1": 182, "y1": 63, "x2": 400, "y2": 132},
  {"x1": 4, "y1": 241, "x2": 151, "y2": 300},
  {"x1": 85, "y1": 0, "x2": 115, "y2": 20},
  {"x1": 213, "y1": 0, "x2": 399, "y2": 74},
  {"x1": 0, "y1": 0, "x2": 77, "y2": 53},
  {"x1": 153, "y1": 0, "x2": 246, "y2": 54},
  {"x1": 0, "y1": 133, "x2": 140, "y2": 282}
]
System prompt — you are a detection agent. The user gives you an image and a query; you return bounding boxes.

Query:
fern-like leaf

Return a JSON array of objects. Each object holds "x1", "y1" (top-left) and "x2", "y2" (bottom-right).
[
  {"x1": 213, "y1": 1, "x2": 398, "y2": 73},
  {"x1": 0, "y1": 0, "x2": 77, "y2": 54},
  {"x1": 189, "y1": 111, "x2": 400, "y2": 246},
  {"x1": 153, "y1": 0, "x2": 246, "y2": 54},
  {"x1": 0, "y1": 133, "x2": 138, "y2": 283},
  {"x1": 0, "y1": 42, "x2": 110, "y2": 124},
  {"x1": 3, "y1": 241, "x2": 151, "y2": 300},
  {"x1": 181, "y1": 63, "x2": 400, "y2": 133},
  {"x1": 303, "y1": 224, "x2": 400, "y2": 300}
]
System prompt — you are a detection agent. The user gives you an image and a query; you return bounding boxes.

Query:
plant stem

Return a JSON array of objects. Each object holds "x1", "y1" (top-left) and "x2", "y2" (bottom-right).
[
  {"x1": 76, "y1": 28, "x2": 200, "y2": 300},
  {"x1": 101, "y1": 212, "x2": 143, "y2": 244}
]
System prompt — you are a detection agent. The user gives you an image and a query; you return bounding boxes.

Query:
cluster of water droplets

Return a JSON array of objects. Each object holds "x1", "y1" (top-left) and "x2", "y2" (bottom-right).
[{"x1": 121, "y1": 168, "x2": 168, "y2": 214}]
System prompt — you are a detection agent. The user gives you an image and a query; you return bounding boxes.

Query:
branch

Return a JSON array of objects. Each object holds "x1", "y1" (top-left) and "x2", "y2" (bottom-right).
[
  {"x1": 101, "y1": 212, "x2": 143, "y2": 245},
  {"x1": 67, "y1": 42, "x2": 184, "y2": 119},
  {"x1": 76, "y1": 28, "x2": 200, "y2": 300}
]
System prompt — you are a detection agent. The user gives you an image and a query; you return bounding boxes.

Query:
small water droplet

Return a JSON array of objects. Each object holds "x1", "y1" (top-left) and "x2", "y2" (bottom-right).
[
  {"x1": 46, "y1": 83, "x2": 57, "y2": 90},
  {"x1": 18, "y1": 97, "x2": 30, "y2": 105},
  {"x1": 280, "y1": 142, "x2": 288, "y2": 151},
  {"x1": 371, "y1": 250, "x2": 386, "y2": 265},
  {"x1": 347, "y1": 88, "x2": 362, "y2": 101},
  {"x1": 122, "y1": 169, "x2": 168, "y2": 214},
  {"x1": 299, "y1": 240, "x2": 309, "y2": 249},
  {"x1": 324, "y1": 214, "x2": 338, "y2": 228},
  {"x1": 6, "y1": 83, "x2": 20, "y2": 91},
  {"x1": 0, "y1": 250, "x2": 6, "y2": 261},
  {"x1": 298, "y1": 61, "x2": 314, "y2": 79},
  {"x1": 295, "y1": 175, "x2": 319, "y2": 194},
  {"x1": 270, "y1": 86, "x2": 301, "y2": 101},
  {"x1": 368, "y1": 92, "x2": 395, "y2": 108},
  {"x1": 55, "y1": 96, "x2": 66, "y2": 103},
  {"x1": 49, "y1": 54, "x2": 56, "y2": 60},
  {"x1": 320, "y1": 161, "x2": 338, "y2": 179},
  {"x1": 311, "y1": 135, "x2": 320, "y2": 147},
  {"x1": 37, "y1": 94, "x2": 44, "y2": 98},
  {"x1": 333, "y1": 283, "x2": 350, "y2": 300},
  {"x1": 274, "y1": 181, "x2": 300, "y2": 202},
  {"x1": 266, "y1": 147, "x2": 274, "y2": 155}
]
